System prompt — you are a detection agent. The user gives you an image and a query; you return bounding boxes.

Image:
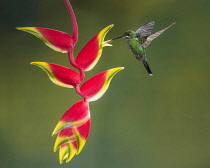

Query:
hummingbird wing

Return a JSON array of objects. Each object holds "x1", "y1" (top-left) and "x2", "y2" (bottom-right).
[
  {"x1": 136, "y1": 21, "x2": 155, "y2": 39},
  {"x1": 141, "y1": 22, "x2": 176, "y2": 48}
]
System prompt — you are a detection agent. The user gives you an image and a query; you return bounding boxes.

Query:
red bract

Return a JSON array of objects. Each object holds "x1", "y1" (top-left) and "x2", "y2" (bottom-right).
[
  {"x1": 18, "y1": 0, "x2": 123, "y2": 164},
  {"x1": 54, "y1": 127, "x2": 75, "y2": 152},
  {"x1": 76, "y1": 25, "x2": 114, "y2": 71},
  {"x1": 17, "y1": 0, "x2": 78, "y2": 53},
  {"x1": 57, "y1": 119, "x2": 90, "y2": 163},
  {"x1": 73, "y1": 119, "x2": 91, "y2": 154},
  {"x1": 16, "y1": 27, "x2": 74, "y2": 53},
  {"x1": 52, "y1": 100, "x2": 90, "y2": 135},
  {"x1": 31, "y1": 62, "x2": 81, "y2": 88},
  {"x1": 59, "y1": 142, "x2": 77, "y2": 163},
  {"x1": 80, "y1": 67, "x2": 124, "y2": 102}
]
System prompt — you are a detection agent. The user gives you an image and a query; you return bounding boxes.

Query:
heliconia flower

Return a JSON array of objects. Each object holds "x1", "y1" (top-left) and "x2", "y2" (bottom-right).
[
  {"x1": 16, "y1": 27, "x2": 74, "y2": 53},
  {"x1": 54, "y1": 127, "x2": 75, "y2": 152},
  {"x1": 18, "y1": 0, "x2": 123, "y2": 164},
  {"x1": 16, "y1": 0, "x2": 78, "y2": 53},
  {"x1": 59, "y1": 141, "x2": 77, "y2": 164},
  {"x1": 52, "y1": 100, "x2": 90, "y2": 135},
  {"x1": 75, "y1": 25, "x2": 114, "y2": 71},
  {"x1": 55, "y1": 119, "x2": 91, "y2": 163},
  {"x1": 31, "y1": 62, "x2": 81, "y2": 88},
  {"x1": 73, "y1": 119, "x2": 91, "y2": 154},
  {"x1": 80, "y1": 67, "x2": 124, "y2": 102}
]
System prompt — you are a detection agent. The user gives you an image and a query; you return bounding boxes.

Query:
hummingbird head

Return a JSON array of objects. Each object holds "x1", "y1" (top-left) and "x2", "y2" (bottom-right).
[
  {"x1": 122, "y1": 30, "x2": 136, "y2": 39},
  {"x1": 112, "y1": 30, "x2": 136, "y2": 40}
]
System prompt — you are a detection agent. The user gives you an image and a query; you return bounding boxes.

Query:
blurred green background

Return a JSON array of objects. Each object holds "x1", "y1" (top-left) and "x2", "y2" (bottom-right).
[{"x1": 1, "y1": 0, "x2": 210, "y2": 168}]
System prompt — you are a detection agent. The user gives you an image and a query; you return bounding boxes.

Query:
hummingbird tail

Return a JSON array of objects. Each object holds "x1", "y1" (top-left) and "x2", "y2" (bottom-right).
[{"x1": 143, "y1": 61, "x2": 153, "y2": 76}]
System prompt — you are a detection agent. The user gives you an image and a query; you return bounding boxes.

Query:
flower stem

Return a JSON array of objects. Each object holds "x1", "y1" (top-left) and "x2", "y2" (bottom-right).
[
  {"x1": 68, "y1": 48, "x2": 78, "y2": 68},
  {"x1": 75, "y1": 84, "x2": 82, "y2": 96},
  {"x1": 79, "y1": 67, "x2": 85, "y2": 81},
  {"x1": 64, "y1": 0, "x2": 78, "y2": 44}
]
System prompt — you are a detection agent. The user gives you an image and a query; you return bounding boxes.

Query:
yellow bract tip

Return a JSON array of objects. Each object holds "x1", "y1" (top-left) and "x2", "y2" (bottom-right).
[
  {"x1": 52, "y1": 121, "x2": 72, "y2": 136},
  {"x1": 103, "y1": 40, "x2": 113, "y2": 47},
  {"x1": 30, "y1": 61, "x2": 46, "y2": 66}
]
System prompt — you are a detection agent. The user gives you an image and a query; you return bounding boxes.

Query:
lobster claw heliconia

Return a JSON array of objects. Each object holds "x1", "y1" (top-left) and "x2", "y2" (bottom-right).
[
  {"x1": 52, "y1": 100, "x2": 90, "y2": 163},
  {"x1": 17, "y1": 0, "x2": 124, "y2": 164}
]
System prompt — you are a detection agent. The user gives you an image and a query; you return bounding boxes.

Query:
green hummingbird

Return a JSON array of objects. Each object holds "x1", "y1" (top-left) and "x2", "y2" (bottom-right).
[{"x1": 112, "y1": 21, "x2": 175, "y2": 76}]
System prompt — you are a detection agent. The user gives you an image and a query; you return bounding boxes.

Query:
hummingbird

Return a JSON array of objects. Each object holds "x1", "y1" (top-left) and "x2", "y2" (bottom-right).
[{"x1": 112, "y1": 21, "x2": 175, "y2": 76}]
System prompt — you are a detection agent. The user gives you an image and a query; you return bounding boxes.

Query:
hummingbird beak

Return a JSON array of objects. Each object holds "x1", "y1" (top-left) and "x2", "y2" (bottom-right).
[{"x1": 112, "y1": 36, "x2": 124, "y2": 41}]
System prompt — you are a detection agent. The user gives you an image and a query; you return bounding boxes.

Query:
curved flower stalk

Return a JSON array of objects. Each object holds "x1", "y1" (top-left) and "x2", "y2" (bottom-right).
[{"x1": 17, "y1": 0, "x2": 123, "y2": 164}]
